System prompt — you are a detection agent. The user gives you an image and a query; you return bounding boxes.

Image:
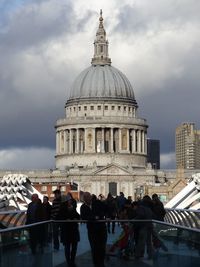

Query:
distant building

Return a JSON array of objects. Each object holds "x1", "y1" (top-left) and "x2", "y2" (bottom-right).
[
  {"x1": 147, "y1": 139, "x2": 160, "y2": 169},
  {"x1": 176, "y1": 122, "x2": 200, "y2": 169}
]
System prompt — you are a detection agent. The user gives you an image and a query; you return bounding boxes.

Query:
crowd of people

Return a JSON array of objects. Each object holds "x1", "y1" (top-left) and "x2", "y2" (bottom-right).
[{"x1": 26, "y1": 190, "x2": 166, "y2": 267}]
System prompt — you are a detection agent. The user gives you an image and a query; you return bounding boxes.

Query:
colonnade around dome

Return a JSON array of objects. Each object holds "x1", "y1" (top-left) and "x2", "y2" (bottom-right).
[{"x1": 56, "y1": 127, "x2": 147, "y2": 156}]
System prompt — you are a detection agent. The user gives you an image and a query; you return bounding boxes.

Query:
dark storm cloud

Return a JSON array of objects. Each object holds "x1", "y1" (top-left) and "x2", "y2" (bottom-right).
[
  {"x1": 0, "y1": 1, "x2": 73, "y2": 51},
  {"x1": 139, "y1": 47, "x2": 200, "y2": 154},
  {"x1": 0, "y1": 0, "x2": 75, "y2": 150},
  {"x1": 113, "y1": 0, "x2": 200, "y2": 35}
]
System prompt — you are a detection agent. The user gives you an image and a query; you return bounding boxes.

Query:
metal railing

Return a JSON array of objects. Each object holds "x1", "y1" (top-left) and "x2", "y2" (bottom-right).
[
  {"x1": 1, "y1": 208, "x2": 200, "y2": 230},
  {"x1": 165, "y1": 208, "x2": 200, "y2": 229}
]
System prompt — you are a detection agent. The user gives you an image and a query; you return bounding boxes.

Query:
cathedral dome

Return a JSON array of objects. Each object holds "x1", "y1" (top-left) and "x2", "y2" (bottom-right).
[
  {"x1": 67, "y1": 10, "x2": 137, "y2": 105},
  {"x1": 69, "y1": 65, "x2": 136, "y2": 103}
]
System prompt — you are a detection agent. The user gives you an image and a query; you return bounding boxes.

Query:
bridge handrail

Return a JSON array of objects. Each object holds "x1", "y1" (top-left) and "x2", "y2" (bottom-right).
[{"x1": 1, "y1": 218, "x2": 200, "y2": 234}]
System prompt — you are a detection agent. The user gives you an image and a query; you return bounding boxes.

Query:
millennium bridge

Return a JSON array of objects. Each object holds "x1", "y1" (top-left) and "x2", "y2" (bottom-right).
[{"x1": 0, "y1": 174, "x2": 200, "y2": 267}]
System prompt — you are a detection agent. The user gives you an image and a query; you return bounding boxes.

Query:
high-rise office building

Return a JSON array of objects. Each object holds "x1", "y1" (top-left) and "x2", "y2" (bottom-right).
[
  {"x1": 147, "y1": 139, "x2": 160, "y2": 169},
  {"x1": 176, "y1": 123, "x2": 200, "y2": 169}
]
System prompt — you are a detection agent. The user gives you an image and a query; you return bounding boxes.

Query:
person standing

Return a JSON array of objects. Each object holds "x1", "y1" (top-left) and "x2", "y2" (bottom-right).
[
  {"x1": 42, "y1": 196, "x2": 52, "y2": 244},
  {"x1": 59, "y1": 195, "x2": 80, "y2": 267},
  {"x1": 80, "y1": 192, "x2": 107, "y2": 267},
  {"x1": 132, "y1": 200, "x2": 153, "y2": 259},
  {"x1": 26, "y1": 194, "x2": 45, "y2": 254},
  {"x1": 51, "y1": 189, "x2": 62, "y2": 251},
  {"x1": 152, "y1": 194, "x2": 166, "y2": 221},
  {"x1": 105, "y1": 193, "x2": 117, "y2": 234}
]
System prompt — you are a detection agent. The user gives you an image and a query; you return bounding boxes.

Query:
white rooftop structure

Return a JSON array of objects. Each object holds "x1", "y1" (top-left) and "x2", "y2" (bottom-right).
[
  {"x1": 0, "y1": 173, "x2": 44, "y2": 210},
  {"x1": 165, "y1": 173, "x2": 200, "y2": 210}
]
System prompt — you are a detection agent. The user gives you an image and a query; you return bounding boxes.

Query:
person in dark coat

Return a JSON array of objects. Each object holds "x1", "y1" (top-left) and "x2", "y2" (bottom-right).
[
  {"x1": 42, "y1": 196, "x2": 52, "y2": 220},
  {"x1": 26, "y1": 194, "x2": 45, "y2": 254},
  {"x1": 58, "y1": 195, "x2": 80, "y2": 267},
  {"x1": 80, "y1": 192, "x2": 107, "y2": 267},
  {"x1": 51, "y1": 189, "x2": 62, "y2": 250},
  {"x1": 152, "y1": 194, "x2": 166, "y2": 221},
  {"x1": 105, "y1": 193, "x2": 117, "y2": 234},
  {"x1": 42, "y1": 196, "x2": 52, "y2": 244},
  {"x1": 132, "y1": 200, "x2": 153, "y2": 259}
]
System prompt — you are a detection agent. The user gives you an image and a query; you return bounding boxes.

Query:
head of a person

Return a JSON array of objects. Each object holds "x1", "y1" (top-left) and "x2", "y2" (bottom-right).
[
  {"x1": 152, "y1": 193, "x2": 159, "y2": 201},
  {"x1": 43, "y1": 196, "x2": 49, "y2": 204},
  {"x1": 98, "y1": 194, "x2": 104, "y2": 201},
  {"x1": 128, "y1": 196, "x2": 132, "y2": 201},
  {"x1": 67, "y1": 199, "x2": 74, "y2": 210},
  {"x1": 31, "y1": 194, "x2": 39, "y2": 203},
  {"x1": 53, "y1": 189, "x2": 61, "y2": 199},
  {"x1": 143, "y1": 195, "x2": 152, "y2": 202},
  {"x1": 66, "y1": 193, "x2": 72, "y2": 202},
  {"x1": 67, "y1": 192, "x2": 73, "y2": 199},
  {"x1": 132, "y1": 201, "x2": 139, "y2": 210},
  {"x1": 83, "y1": 192, "x2": 92, "y2": 205},
  {"x1": 107, "y1": 192, "x2": 112, "y2": 199},
  {"x1": 120, "y1": 192, "x2": 124, "y2": 197}
]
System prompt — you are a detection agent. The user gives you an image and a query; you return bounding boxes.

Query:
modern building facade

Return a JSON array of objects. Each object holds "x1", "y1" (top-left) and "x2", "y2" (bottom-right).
[
  {"x1": 176, "y1": 122, "x2": 200, "y2": 169},
  {"x1": 147, "y1": 139, "x2": 160, "y2": 169}
]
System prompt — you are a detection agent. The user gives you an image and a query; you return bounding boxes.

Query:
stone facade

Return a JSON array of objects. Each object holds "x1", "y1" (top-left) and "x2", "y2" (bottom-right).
[
  {"x1": 55, "y1": 11, "x2": 147, "y2": 170},
  {"x1": 0, "y1": 168, "x2": 196, "y2": 203}
]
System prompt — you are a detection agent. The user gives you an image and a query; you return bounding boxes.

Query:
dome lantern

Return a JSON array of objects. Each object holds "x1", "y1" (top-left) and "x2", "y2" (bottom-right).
[{"x1": 91, "y1": 10, "x2": 111, "y2": 66}]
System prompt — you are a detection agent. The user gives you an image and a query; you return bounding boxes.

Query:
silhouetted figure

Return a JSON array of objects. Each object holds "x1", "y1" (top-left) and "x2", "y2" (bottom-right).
[
  {"x1": 105, "y1": 193, "x2": 117, "y2": 234},
  {"x1": 81, "y1": 192, "x2": 107, "y2": 267},
  {"x1": 26, "y1": 194, "x2": 45, "y2": 254},
  {"x1": 132, "y1": 201, "x2": 153, "y2": 259},
  {"x1": 51, "y1": 189, "x2": 62, "y2": 251},
  {"x1": 59, "y1": 195, "x2": 80, "y2": 267},
  {"x1": 152, "y1": 193, "x2": 166, "y2": 221},
  {"x1": 42, "y1": 196, "x2": 52, "y2": 244}
]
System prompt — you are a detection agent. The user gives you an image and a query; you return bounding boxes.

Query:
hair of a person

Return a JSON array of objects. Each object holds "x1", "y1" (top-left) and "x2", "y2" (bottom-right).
[
  {"x1": 53, "y1": 189, "x2": 61, "y2": 194},
  {"x1": 152, "y1": 193, "x2": 159, "y2": 200}
]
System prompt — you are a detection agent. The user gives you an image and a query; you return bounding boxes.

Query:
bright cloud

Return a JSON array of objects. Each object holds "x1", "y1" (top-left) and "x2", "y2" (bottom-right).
[{"x1": 0, "y1": 147, "x2": 55, "y2": 170}]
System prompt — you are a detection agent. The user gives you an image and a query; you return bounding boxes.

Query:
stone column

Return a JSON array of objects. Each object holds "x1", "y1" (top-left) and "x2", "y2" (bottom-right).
[
  {"x1": 137, "y1": 130, "x2": 141, "y2": 153},
  {"x1": 69, "y1": 129, "x2": 73, "y2": 154},
  {"x1": 142, "y1": 131, "x2": 145, "y2": 154},
  {"x1": 76, "y1": 128, "x2": 79, "y2": 153},
  {"x1": 66, "y1": 130, "x2": 69, "y2": 154},
  {"x1": 119, "y1": 128, "x2": 122, "y2": 152},
  {"x1": 127, "y1": 129, "x2": 130, "y2": 153},
  {"x1": 63, "y1": 130, "x2": 66, "y2": 153},
  {"x1": 56, "y1": 131, "x2": 59, "y2": 154},
  {"x1": 84, "y1": 128, "x2": 87, "y2": 153},
  {"x1": 102, "y1": 128, "x2": 105, "y2": 152},
  {"x1": 144, "y1": 132, "x2": 147, "y2": 154},
  {"x1": 110, "y1": 128, "x2": 114, "y2": 153},
  {"x1": 59, "y1": 131, "x2": 62, "y2": 153},
  {"x1": 132, "y1": 129, "x2": 136, "y2": 153}
]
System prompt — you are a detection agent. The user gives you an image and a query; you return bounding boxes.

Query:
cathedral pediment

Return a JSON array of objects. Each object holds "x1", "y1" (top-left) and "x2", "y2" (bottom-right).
[{"x1": 92, "y1": 164, "x2": 132, "y2": 175}]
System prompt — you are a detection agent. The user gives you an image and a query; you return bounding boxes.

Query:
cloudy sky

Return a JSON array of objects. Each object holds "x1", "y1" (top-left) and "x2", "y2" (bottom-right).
[{"x1": 0, "y1": 0, "x2": 199, "y2": 170}]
